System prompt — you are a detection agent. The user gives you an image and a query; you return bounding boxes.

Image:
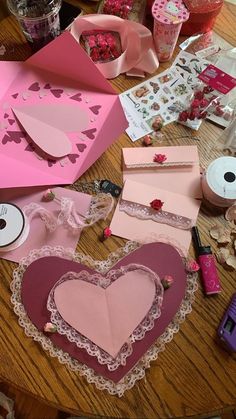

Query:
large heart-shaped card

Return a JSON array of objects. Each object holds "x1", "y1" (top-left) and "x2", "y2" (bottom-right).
[{"x1": 11, "y1": 242, "x2": 197, "y2": 396}]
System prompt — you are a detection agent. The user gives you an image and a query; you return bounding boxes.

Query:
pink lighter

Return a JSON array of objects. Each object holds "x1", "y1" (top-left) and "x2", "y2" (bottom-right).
[{"x1": 192, "y1": 226, "x2": 221, "y2": 295}]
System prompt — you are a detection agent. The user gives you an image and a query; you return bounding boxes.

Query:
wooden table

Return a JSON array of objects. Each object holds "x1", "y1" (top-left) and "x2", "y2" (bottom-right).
[{"x1": 0, "y1": 1, "x2": 236, "y2": 418}]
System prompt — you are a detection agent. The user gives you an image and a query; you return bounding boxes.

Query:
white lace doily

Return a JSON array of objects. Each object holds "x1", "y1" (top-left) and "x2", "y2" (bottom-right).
[
  {"x1": 47, "y1": 264, "x2": 164, "y2": 371},
  {"x1": 11, "y1": 242, "x2": 198, "y2": 397}
]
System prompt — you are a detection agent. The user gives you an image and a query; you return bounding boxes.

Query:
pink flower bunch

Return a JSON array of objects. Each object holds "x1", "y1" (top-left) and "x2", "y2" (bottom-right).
[
  {"x1": 85, "y1": 31, "x2": 121, "y2": 63},
  {"x1": 103, "y1": 0, "x2": 133, "y2": 19},
  {"x1": 153, "y1": 153, "x2": 167, "y2": 164},
  {"x1": 185, "y1": 258, "x2": 200, "y2": 273},
  {"x1": 161, "y1": 275, "x2": 174, "y2": 290}
]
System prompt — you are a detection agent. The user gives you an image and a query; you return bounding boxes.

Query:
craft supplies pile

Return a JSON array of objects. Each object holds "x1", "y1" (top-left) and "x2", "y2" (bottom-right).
[{"x1": 1, "y1": 0, "x2": 236, "y2": 397}]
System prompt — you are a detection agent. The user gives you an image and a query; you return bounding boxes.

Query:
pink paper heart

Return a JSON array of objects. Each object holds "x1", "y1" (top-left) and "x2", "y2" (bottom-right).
[
  {"x1": 76, "y1": 143, "x2": 87, "y2": 152},
  {"x1": 82, "y1": 128, "x2": 97, "y2": 140},
  {"x1": 21, "y1": 243, "x2": 187, "y2": 383},
  {"x1": 89, "y1": 105, "x2": 101, "y2": 115},
  {"x1": 51, "y1": 89, "x2": 63, "y2": 98},
  {"x1": 70, "y1": 93, "x2": 82, "y2": 102},
  {"x1": 53, "y1": 265, "x2": 157, "y2": 357},
  {"x1": 29, "y1": 82, "x2": 40, "y2": 91}
]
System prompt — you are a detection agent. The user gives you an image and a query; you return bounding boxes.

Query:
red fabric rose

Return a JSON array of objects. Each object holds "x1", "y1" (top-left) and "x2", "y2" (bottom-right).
[
  {"x1": 153, "y1": 153, "x2": 167, "y2": 163},
  {"x1": 150, "y1": 199, "x2": 164, "y2": 211}
]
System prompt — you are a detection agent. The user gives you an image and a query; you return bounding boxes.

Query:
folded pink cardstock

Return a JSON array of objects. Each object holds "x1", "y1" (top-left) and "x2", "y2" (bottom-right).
[
  {"x1": 53, "y1": 266, "x2": 156, "y2": 358},
  {"x1": 123, "y1": 145, "x2": 202, "y2": 199},
  {"x1": 0, "y1": 187, "x2": 91, "y2": 263},
  {"x1": 0, "y1": 32, "x2": 128, "y2": 189},
  {"x1": 110, "y1": 179, "x2": 201, "y2": 255}
]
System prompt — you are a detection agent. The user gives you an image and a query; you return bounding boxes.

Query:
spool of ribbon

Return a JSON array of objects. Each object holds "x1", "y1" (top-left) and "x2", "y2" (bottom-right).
[
  {"x1": 0, "y1": 203, "x2": 30, "y2": 252},
  {"x1": 202, "y1": 156, "x2": 236, "y2": 208},
  {"x1": 70, "y1": 14, "x2": 159, "y2": 79}
]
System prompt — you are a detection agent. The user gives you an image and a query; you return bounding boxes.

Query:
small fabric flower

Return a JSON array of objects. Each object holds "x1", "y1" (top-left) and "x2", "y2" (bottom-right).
[
  {"x1": 42, "y1": 189, "x2": 55, "y2": 202},
  {"x1": 150, "y1": 199, "x2": 164, "y2": 211},
  {"x1": 100, "y1": 226, "x2": 112, "y2": 242},
  {"x1": 185, "y1": 258, "x2": 200, "y2": 272},
  {"x1": 142, "y1": 135, "x2": 152, "y2": 146},
  {"x1": 153, "y1": 153, "x2": 167, "y2": 164},
  {"x1": 179, "y1": 110, "x2": 189, "y2": 122},
  {"x1": 44, "y1": 322, "x2": 57, "y2": 333},
  {"x1": 161, "y1": 275, "x2": 174, "y2": 290}
]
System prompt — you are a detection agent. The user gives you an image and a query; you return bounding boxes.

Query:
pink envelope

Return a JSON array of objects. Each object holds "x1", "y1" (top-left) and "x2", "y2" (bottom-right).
[
  {"x1": 110, "y1": 179, "x2": 201, "y2": 255},
  {"x1": 0, "y1": 32, "x2": 128, "y2": 189},
  {"x1": 123, "y1": 145, "x2": 202, "y2": 199},
  {"x1": 0, "y1": 186, "x2": 91, "y2": 263}
]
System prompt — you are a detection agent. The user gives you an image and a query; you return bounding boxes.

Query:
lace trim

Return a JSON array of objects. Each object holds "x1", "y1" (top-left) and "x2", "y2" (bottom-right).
[
  {"x1": 125, "y1": 161, "x2": 194, "y2": 169},
  {"x1": 120, "y1": 200, "x2": 194, "y2": 230},
  {"x1": 23, "y1": 202, "x2": 58, "y2": 232},
  {"x1": 11, "y1": 243, "x2": 198, "y2": 397},
  {"x1": 47, "y1": 264, "x2": 164, "y2": 371}
]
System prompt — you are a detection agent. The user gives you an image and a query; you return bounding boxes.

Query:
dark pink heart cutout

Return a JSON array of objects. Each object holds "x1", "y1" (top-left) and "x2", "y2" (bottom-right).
[
  {"x1": 68, "y1": 153, "x2": 79, "y2": 164},
  {"x1": 4, "y1": 113, "x2": 9, "y2": 119},
  {"x1": 12, "y1": 93, "x2": 18, "y2": 99},
  {"x1": 2, "y1": 134, "x2": 11, "y2": 145},
  {"x1": 47, "y1": 159, "x2": 57, "y2": 167},
  {"x1": 76, "y1": 143, "x2": 87, "y2": 152},
  {"x1": 70, "y1": 93, "x2": 82, "y2": 102},
  {"x1": 81, "y1": 128, "x2": 97, "y2": 140},
  {"x1": 6, "y1": 130, "x2": 25, "y2": 144},
  {"x1": 89, "y1": 105, "x2": 101, "y2": 115},
  {"x1": 8, "y1": 119, "x2": 15, "y2": 126},
  {"x1": 29, "y1": 82, "x2": 40, "y2": 92},
  {"x1": 21, "y1": 243, "x2": 187, "y2": 383},
  {"x1": 51, "y1": 89, "x2": 63, "y2": 98},
  {"x1": 25, "y1": 143, "x2": 35, "y2": 152},
  {"x1": 44, "y1": 83, "x2": 51, "y2": 89}
]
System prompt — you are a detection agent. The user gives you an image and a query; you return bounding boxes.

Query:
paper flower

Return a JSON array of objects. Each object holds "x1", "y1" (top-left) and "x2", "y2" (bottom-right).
[
  {"x1": 150, "y1": 199, "x2": 164, "y2": 211},
  {"x1": 153, "y1": 153, "x2": 167, "y2": 164},
  {"x1": 142, "y1": 135, "x2": 152, "y2": 146},
  {"x1": 185, "y1": 258, "x2": 200, "y2": 272},
  {"x1": 161, "y1": 275, "x2": 174, "y2": 289},
  {"x1": 42, "y1": 189, "x2": 55, "y2": 202},
  {"x1": 44, "y1": 322, "x2": 57, "y2": 333},
  {"x1": 100, "y1": 226, "x2": 112, "y2": 242}
]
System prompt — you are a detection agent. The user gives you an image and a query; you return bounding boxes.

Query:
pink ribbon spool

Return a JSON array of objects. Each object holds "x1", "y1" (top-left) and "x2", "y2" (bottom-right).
[{"x1": 71, "y1": 14, "x2": 159, "y2": 79}]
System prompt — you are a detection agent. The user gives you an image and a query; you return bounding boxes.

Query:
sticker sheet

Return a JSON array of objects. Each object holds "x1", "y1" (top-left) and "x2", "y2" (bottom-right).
[
  {"x1": 172, "y1": 50, "x2": 209, "y2": 89},
  {"x1": 120, "y1": 68, "x2": 192, "y2": 142}
]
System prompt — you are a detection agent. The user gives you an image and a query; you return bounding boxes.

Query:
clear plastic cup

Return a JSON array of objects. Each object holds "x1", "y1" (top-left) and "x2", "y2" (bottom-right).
[{"x1": 7, "y1": 0, "x2": 62, "y2": 51}]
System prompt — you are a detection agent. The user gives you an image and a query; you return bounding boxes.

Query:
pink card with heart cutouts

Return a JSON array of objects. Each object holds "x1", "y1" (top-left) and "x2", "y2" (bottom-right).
[
  {"x1": 0, "y1": 31, "x2": 128, "y2": 189},
  {"x1": 13, "y1": 242, "x2": 198, "y2": 396}
]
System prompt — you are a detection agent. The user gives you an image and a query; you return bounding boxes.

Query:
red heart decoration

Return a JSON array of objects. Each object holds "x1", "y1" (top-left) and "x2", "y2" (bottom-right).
[
  {"x1": 28, "y1": 82, "x2": 40, "y2": 91},
  {"x1": 51, "y1": 89, "x2": 64, "y2": 98},
  {"x1": 81, "y1": 128, "x2": 97, "y2": 140},
  {"x1": 68, "y1": 153, "x2": 79, "y2": 164},
  {"x1": 76, "y1": 143, "x2": 87, "y2": 152},
  {"x1": 21, "y1": 243, "x2": 187, "y2": 383},
  {"x1": 44, "y1": 83, "x2": 51, "y2": 89},
  {"x1": 89, "y1": 105, "x2": 101, "y2": 115},
  {"x1": 70, "y1": 93, "x2": 82, "y2": 102}
]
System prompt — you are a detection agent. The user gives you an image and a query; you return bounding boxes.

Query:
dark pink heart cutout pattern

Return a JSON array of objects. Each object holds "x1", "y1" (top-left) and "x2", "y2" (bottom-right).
[
  {"x1": 2, "y1": 134, "x2": 11, "y2": 145},
  {"x1": 81, "y1": 128, "x2": 97, "y2": 140},
  {"x1": 8, "y1": 119, "x2": 15, "y2": 126},
  {"x1": 47, "y1": 159, "x2": 57, "y2": 167},
  {"x1": 25, "y1": 143, "x2": 35, "y2": 152},
  {"x1": 4, "y1": 113, "x2": 9, "y2": 119},
  {"x1": 44, "y1": 83, "x2": 51, "y2": 89},
  {"x1": 70, "y1": 93, "x2": 82, "y2": 102},
  {"x1": 68, "y1": 153, "x2": 79, "y2": 164},
  {"x1": 29, "y1": 82, "x2": 40, "y2": 92},
  {"x1": 89, "y1": 105, "x2": 101, "y2": 115},
  {"x1": 51, "y1": 89, "x2": 63, "y2": 98},
  {"x1": 12, "y1": 93, "x2": 18, "y2": 99},
  {"x1": 21, "y1": 243, "x2": 187, "y2": 383},
  {"x1": 76, "y1": 143, "x2": 87, "y2": 152},
  {"x1": 5, "y1": 131, "x2": 25, "y2": 144}
]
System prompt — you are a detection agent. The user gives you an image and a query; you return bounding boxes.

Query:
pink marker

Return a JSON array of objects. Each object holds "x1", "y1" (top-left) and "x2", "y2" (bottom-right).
[{"x1": 192, "y1": 226, "x2": 221, "y2": 295}]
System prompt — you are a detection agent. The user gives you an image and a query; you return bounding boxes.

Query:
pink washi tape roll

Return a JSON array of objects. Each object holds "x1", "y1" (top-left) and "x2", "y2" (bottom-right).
[
  {"x1": 152, "y1": 0, "x2": 189, "y2": 62},
  {"x1": 202, "y1": 157, "x2": 236, "y2": 208}
]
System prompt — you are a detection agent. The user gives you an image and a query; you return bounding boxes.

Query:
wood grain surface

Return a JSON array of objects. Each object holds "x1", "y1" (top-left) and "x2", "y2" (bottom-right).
[{"x1": 0, "y1": 1, "x2": 236, "y2": 418}]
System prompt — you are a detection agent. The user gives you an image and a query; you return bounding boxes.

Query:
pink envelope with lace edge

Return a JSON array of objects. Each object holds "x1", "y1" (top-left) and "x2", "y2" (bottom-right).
[
  {"x1": 110, "y1": 178, "x2": 201, "y2": 256},
  {"x1": 0, "y1": 31, "x2": 128, "y2": 189},
  {"x1": 123, "y1": 145, "x2": 202, "y2": 199}
]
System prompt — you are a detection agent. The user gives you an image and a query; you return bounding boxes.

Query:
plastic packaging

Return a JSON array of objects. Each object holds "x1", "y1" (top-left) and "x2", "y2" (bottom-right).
[
  {"x1": 97, "y1": 0, "x2": 146, "y2": 23},
  {"x1": 216, "y1": 117, "x2": 236, "y2": 155},
  {"x1": 81, "y1": 30, "x2": 122, "y2": 63}
]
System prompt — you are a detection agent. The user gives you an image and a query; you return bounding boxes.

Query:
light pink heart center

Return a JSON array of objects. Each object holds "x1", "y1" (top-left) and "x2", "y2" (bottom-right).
[{"x1": 53, "y1": 267, "x2": 157, "y2": 358}]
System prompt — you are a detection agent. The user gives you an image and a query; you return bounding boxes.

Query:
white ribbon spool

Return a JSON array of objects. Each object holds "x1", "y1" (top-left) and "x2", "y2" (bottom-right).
[
  {"x1": 0, "y1": 203, "x2": 30, "y2": 252},
  {"x1": 202, "y1": 156, "x2": 236, "y2": 208}
]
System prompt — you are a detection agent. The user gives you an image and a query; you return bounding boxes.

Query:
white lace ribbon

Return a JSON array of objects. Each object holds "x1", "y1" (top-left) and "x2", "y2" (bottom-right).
[{"x1": 119, "y1": 200, "x2": 194, "y2": 230}]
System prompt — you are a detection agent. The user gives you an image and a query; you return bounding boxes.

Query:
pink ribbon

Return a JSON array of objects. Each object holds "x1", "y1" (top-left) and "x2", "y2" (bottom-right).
[{"x1": 71, "y1": 14, "x2": 159, "y2": 79}]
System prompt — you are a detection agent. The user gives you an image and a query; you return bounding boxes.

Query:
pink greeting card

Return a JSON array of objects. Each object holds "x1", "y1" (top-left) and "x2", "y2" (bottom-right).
[{"x1": 0, "y1": 32, "x2": 127, "y2": 189}]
